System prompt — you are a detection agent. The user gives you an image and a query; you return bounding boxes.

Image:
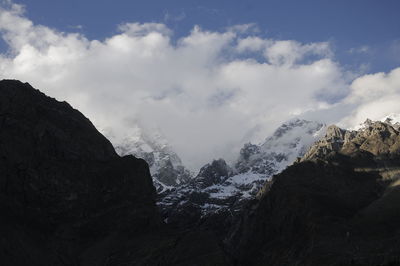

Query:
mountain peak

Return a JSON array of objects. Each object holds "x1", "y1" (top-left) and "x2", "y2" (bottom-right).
[
  {"x1": 302, "y1": 118, "x2": 400, "y2": 162},
  {"x1": 108, "y1": 127, "x2": 193, "y2": 191}
]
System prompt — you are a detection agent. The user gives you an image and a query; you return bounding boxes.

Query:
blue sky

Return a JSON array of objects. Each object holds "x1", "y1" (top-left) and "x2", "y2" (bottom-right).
[
  {"x1": 4, "y1": 0, "x2": 400, "y2": 73},
  {"x1": 0, "y1": 0, "x2": 400, "y2": 169}
]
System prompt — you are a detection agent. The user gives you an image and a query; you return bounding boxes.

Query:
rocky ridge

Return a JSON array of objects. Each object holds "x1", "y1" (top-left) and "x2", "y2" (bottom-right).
[{"x1": 230, "y1": 119, "x2": 400, "y2": 266}]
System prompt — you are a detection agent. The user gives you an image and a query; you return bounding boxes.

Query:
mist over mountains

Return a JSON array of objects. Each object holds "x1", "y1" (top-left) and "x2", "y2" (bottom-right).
[
  {"x1": 1, "y1": 1, "x2": 400, "y2": 171},
  {"x1": 1, "y1": 1, "x2": 400, "y2": 265}
]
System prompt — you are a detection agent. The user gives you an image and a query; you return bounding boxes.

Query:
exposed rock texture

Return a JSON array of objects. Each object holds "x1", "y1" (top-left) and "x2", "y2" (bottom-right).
[
  {"x1": 229, "y1": 121, "x2": 400, "y2": 266},
  {"x1": 0, "y1": 80, "x2": 228, "y2": 266},
  {"x1": 196, "y1": 159, "x2": 233, "y2": 188},
  {"x1": 302, "y1": 121, "x2": 400, "y2": 162}
]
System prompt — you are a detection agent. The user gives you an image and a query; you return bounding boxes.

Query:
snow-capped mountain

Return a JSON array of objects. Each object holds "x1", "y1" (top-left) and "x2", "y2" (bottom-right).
[
  {"x1": 105, "y1": 126, "x2": 193, "y2": 193},
  {"x1": 159, "y1": 119, "x2": 327, "y2": 223},
  {"x1": 236, "y1": 119, "x2": 326, "y2": 176}
]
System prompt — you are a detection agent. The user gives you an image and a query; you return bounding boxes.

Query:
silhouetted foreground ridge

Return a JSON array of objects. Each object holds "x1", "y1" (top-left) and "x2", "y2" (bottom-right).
[{"x1": 0, "y1": 80, "x2": 228, "y2": 265}]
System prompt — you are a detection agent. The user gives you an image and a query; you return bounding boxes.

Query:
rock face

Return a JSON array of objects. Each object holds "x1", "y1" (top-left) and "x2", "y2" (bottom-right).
[
  {"x1": 196, "y1": 159, "x2": 233, "y2": 188},
  {"x1": 229, "y1": 120, "x2": 400, "y2": 266},
  {"x1": 0, "y1": 80, "x2": 228, "y2": 266}
]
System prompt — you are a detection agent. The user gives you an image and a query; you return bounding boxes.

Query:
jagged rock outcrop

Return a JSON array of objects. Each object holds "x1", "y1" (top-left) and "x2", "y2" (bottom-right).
[
  {"x1": 229, "y1": 120, "x2": 400, "y2": 266},
  {"x1": 196, "y1": 159, "x2": 233, "y2": 188},
  {"x1": 158, "y1": 158, "x2": 236, "y2": 233},
  {"x1": 305, "y1": 120, "x2": 400, "y2": 160},
  {"x1": 0, "y1": 80, "x2": 229, "y2": 266}
]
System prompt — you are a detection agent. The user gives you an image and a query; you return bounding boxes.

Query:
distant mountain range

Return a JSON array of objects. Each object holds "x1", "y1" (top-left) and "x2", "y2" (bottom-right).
[
  {"x1": 160, "y1": 119, "x2": 326, "y2": 223},
  {"x1": 2, "y1": 80, "x2": 400, "y2": 265}
]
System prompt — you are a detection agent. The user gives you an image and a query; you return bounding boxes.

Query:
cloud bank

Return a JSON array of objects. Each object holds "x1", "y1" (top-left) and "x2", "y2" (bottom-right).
[{"x1": 0, "y1": 2, "x2": 399, "y2": 170}]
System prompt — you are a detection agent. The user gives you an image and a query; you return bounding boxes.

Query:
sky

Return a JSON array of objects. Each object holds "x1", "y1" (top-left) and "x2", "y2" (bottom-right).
[{"x1": 0, "y1": 0, "x2": 399, "y2": 170}]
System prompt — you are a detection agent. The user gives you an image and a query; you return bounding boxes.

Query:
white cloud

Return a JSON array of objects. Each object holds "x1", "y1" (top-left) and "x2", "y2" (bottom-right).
[
  {"x1": 227, "y1": 23, "x2": 260, "y2": 34},
  {"x1": 163, "y1": 10, "x2": 186, "y2": 22},
  {"x1": 264, "y1": 41, "x2": 332, "y2": 66},
  {"x1": 236, "y1": 36, "x2": 270, "y2": 53},
  {"x1": 339, "y1": 67, "x2": 400, "y2": 127},
  {"x1": 348, "y1": 45, "x2": 370, "y2": 54},
  {"x1": 2, "y1": 2, "x2": 398, "y2": 171}
]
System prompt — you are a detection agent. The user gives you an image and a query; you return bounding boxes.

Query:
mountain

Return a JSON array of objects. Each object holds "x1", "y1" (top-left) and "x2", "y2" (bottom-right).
[
  {"x1": 229, "y1": 119, "x2": 400, "y2": 265},
  {"x1": 4, "y1": 79, "x2": 400, "y2": 266},
  {"x1": 159, "y1": 119, "x2": 326, "y2": 230},
  {"x1": 0, "y1": 80, "x2": 229, "y2": 266},
  {"x1": 109, "y1": 129, "x2": 193, "y2": 193}
]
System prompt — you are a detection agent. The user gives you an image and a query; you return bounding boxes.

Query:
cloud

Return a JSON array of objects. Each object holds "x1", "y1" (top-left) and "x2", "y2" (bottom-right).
[
  {"x1": 236, "y1": 37, "x2": 332, "y2": 67},
  {"x1": 236, "y1": 36, "x2": 268, "y2": 52},
  {"x1": 339, "y1": 67, "x2": 400, "y2": 127},
  {"x1": 1, "y1": 1, "x2": 397, "y2": 171},
  {"x1": 67, "y1": 25, "x2": 83, "y2": 30},
  {"x1": 163, "y1": 10, "x2": 186, "y2": 22},
  {"x1": 227, "y1": 23, "x2": 260, "y2": 35},
  {"x1": 348, "y1": 45, "x2": 370, "y2": 54}
]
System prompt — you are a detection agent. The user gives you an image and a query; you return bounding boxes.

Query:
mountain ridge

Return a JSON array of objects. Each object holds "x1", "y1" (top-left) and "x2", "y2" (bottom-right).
[{"x1": 229, "y1": 118, "x2": 400, "y2": 265}]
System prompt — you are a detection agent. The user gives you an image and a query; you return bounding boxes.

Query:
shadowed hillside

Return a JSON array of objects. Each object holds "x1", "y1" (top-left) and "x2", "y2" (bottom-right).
[
  {"x1": 229, "y1": 121, "x2": 400, "y2": 265},
  {"x1": 0, "y1": 80, "x2": 229, "y2": 266}
]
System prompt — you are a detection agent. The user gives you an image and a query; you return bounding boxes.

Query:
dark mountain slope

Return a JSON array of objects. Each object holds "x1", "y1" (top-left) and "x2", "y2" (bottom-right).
[
  {"x1": 229, "y1": 122, "x2": 400, "y2": 266},
  {"x1": 0, "y1": 80, "x2": 228, "y2": 266}
]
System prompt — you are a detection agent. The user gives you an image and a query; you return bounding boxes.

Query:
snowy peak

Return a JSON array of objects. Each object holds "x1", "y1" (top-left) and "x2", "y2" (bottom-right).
[
  {"x1": 262, "y1": 119, "x2": 326, "y2": 152},
  {"x1": 159, "y1": 119, "x2": 328, "y2": 222},
  {"x1": 107, "y1": 126, "x2": 193, "y2": 192},
  {"x1": 235, "y1": 119, "x2": 326, "y2": 175}
]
